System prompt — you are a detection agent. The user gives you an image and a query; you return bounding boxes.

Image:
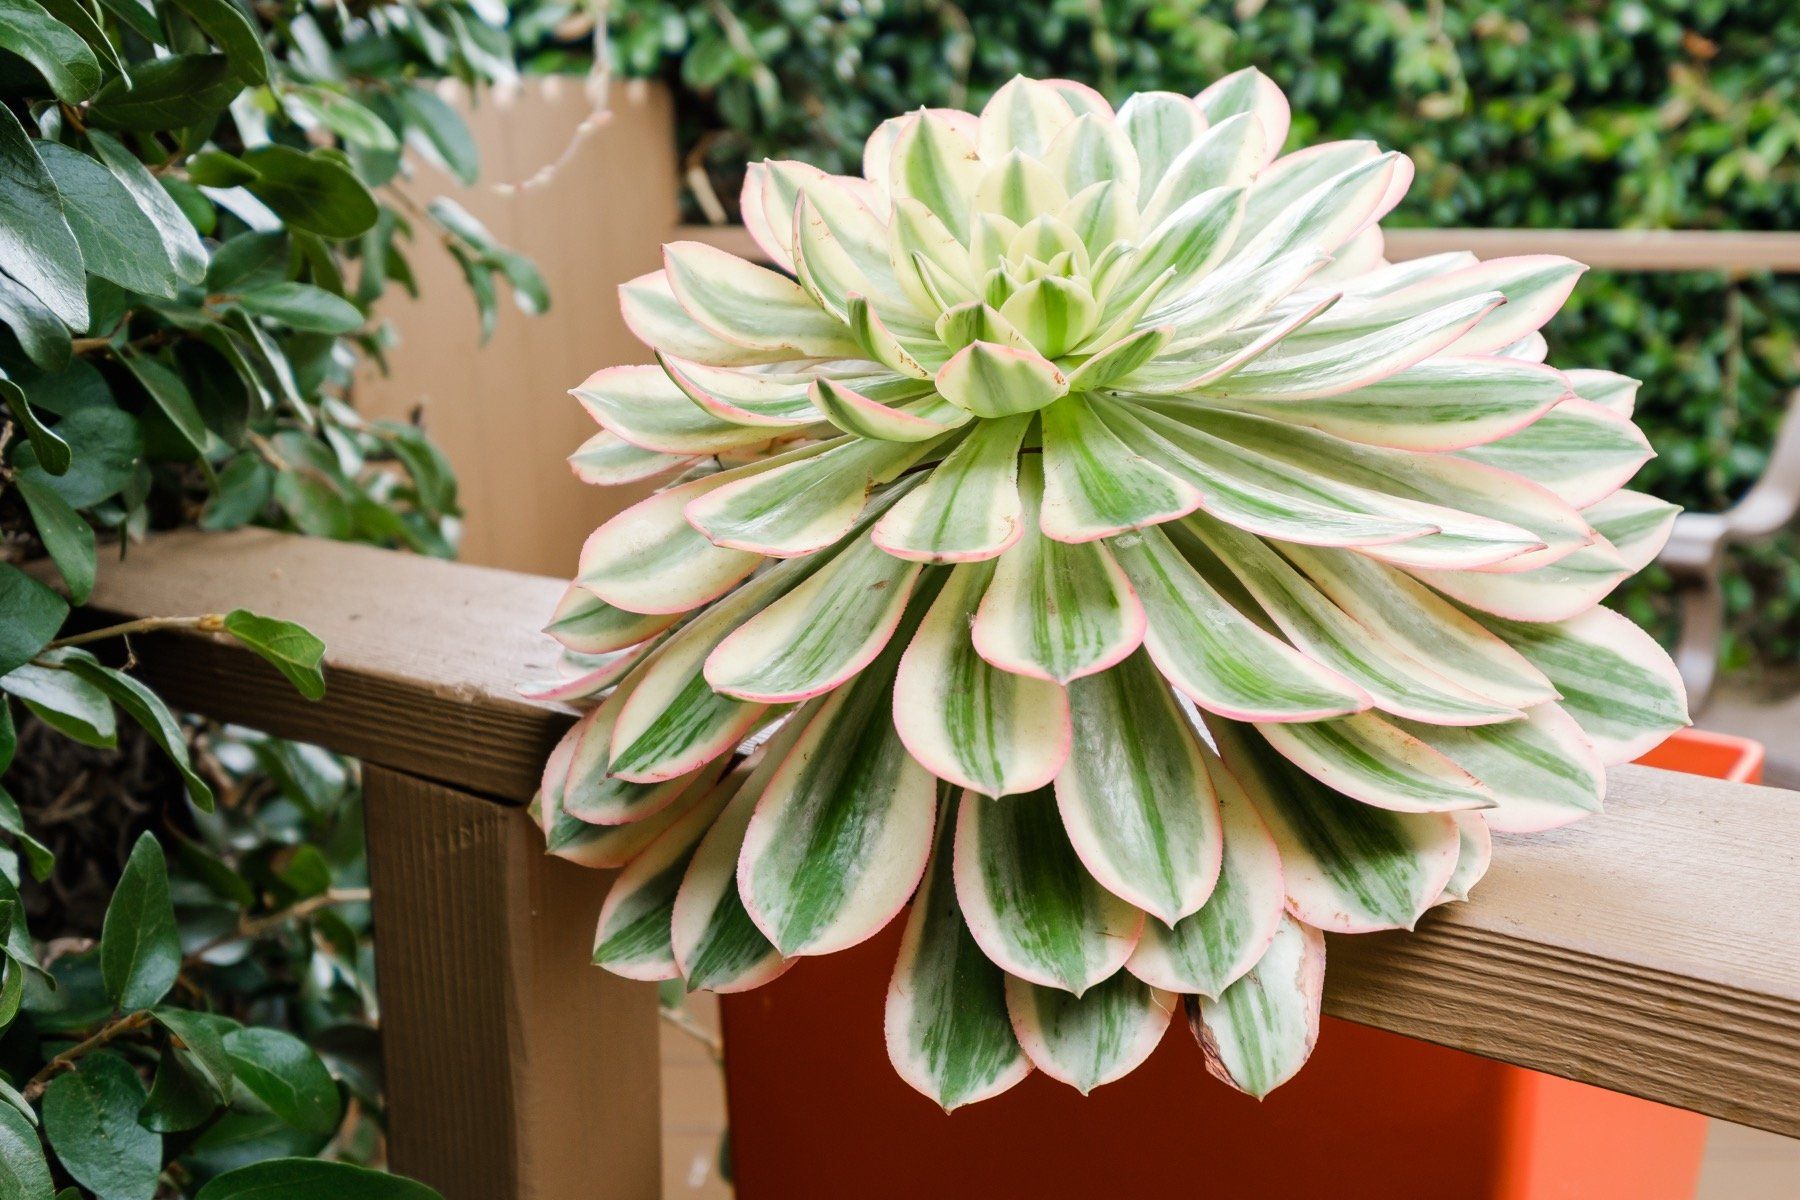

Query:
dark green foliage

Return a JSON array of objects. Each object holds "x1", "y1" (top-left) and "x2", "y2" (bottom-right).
[
  {"x1": 1, "y1": 730, "x2": 422, "y2": 1195},
  {"x1": 0, "y1": 0, "x2": 539, "y2": 1193},
  {"x1": 609, "y1": 0, "x2": 1800, "y2": 671},
  {"x1": 99, "y1": 833, "x2": 180, "y2": 1011}
]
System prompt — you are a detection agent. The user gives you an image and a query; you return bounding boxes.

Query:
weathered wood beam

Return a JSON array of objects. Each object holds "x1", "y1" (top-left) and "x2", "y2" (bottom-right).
[
  {"x1": 67, "y1": 528, "x2": 570, "y2": 802},
  {"x1": 52, "y1": 528, "x2": 1800, "y2": 1136}
]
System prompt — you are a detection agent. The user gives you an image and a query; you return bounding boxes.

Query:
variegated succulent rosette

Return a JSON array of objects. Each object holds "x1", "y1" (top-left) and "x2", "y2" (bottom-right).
[{"x1": 525, "y1": 70, "x2": 1689, "y2": 1107}]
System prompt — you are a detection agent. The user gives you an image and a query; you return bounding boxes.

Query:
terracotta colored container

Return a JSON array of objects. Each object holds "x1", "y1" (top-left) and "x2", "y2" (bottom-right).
[{"x1": 720, "y1": 727, "x2": 1759, "y2": 1199}]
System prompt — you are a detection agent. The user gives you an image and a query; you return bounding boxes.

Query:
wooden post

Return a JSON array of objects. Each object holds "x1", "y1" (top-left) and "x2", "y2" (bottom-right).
[{"x1": 363, "y1": 767, "x2": 661, "y2": 1200}]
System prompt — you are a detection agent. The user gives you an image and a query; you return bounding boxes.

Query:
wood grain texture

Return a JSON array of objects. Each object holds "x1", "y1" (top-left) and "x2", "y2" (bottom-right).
[
  {"x1": 63, "y1": 527, "x2": 571, "y2": 802},
  {"x1": 365, "y1": 767, "x2": 660, "y2": 1200},
  {"x1": 674, "y1": 222, "x2": 1800, "y2": 273},
  {"x1": 49, "y1": 529, "x2": 1800, "y2": 1134},
  {"x1": 1327, "y1": 763, "x2": 1800, "y2": 1137}
]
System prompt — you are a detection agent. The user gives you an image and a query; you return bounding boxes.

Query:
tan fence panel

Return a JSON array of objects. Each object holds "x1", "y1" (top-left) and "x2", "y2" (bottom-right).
[{"x1": 357, "y1": 79, "x2": 676, "y2": 575}]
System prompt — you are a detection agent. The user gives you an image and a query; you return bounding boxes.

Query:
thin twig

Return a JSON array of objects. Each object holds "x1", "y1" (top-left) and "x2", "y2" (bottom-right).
[
  {"x1": 187, "y1": 887, "x2": 374, "y2": 962},
  {"x1": 46, "y1": 614, "x2": 225, "y2": 650},
  {"x1": 22, "y1": 1010, "x2": 154, "y2": 1101}
]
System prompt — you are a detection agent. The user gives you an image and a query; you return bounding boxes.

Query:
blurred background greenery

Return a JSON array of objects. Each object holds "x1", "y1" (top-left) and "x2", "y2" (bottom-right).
[{"x1": 594, "y1": 0, "x2": 1800, "y2": 676}]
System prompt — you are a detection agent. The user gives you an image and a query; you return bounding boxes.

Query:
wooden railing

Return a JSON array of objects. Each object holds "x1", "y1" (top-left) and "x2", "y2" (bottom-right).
[{"x1": 46, "y1": 527, "x2": 1800, "y2": 1200}]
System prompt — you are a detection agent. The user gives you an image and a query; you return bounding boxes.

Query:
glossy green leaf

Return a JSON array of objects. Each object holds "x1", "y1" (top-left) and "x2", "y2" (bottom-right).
[
  {"x1": 187, "y1": 149, "x2": 261, "y2": 189},
  {"x1": 63, "y1": 653, "x2": 214, "y2": 809},
  {"x1": 392, "y1": 84, "x2": 479, "y2": 185},
  {"x1": 222, "y1": 1027, "x2": 343, "y2": 1135},
  {"x1": 0, "y1": 272, "x2": 72, "y2": 370},
  {"x1": 0, "y1": 1101, "x2": 52, "y2": 1200},
  {"x1": 1, "y1": 375, "x2": 70, "y2": 475},
  {"x1": 0, "y1": 658, "x2": 115, "y2": 746},
  {"x1": 288, "y1": 88, "x2": 399, "y2": 154},
  {"x1": 0, "y1": 785, "x2": 54, "y2": 881},
  {"x1": 15, "y1": 469, "x2": 95, "y2": 603},
  {"x1": 147, "y1": 1010, "x2": 237, "y2": 1118},
  {"x1": 121, "y1": 353, "x2": 210, "y2": 461},
  {"x1": 231, "y1": 283, "x2": 364, "y2": 333},
  {"x1": 33, "y1": 0, "x2": 123, "y2": 74},
  {"x1": 100, "y1": 832, "x2": 180, "y2": 1010},
  {"x1": 42, "y1": 1053, "x2": 159, "y2": 1200},
  {"x1": 167, "y1": 0, "x2": 271, "y2": 83},
  {"x1": 220, "y1": 610, "x2": 327, "y2": 699},
  {"x1": 87, "y1": 53, "x2": 237, "y2": 132},
  {"x1": 0, "y1": 0, "x2": 101, "y2": 103},
  {"x1": 17, "y1": 402, "x2": 141, "y2": 506},
  {"x1": 0, "y1": 563, "x2": 67, "y2": 676},
  {"x1": 0, "y1": 103, "x2": 86, "y2": 328},
  {"x1": 84, "y1": 132, "x2": 207, "y2": 285},
  {"x1": 241, "y1": 145, "x2": 378, "y2": 239}
]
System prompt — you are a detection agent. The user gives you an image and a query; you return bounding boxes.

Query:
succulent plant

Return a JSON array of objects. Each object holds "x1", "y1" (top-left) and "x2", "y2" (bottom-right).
[{"x1": 529, "y1": 70, "x2": 1688, "y2": 1106}]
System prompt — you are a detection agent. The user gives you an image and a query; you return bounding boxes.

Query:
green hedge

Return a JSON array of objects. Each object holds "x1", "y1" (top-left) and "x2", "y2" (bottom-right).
[{"x1": 609, "y1": 0, "x2": 1800, "y2": 674}]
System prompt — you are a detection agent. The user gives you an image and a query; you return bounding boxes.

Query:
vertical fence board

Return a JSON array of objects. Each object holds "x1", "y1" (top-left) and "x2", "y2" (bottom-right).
[
  {"x1": 365, "y1": 765, "x2": 660, "y2": 1200},
  {"x1": 357, "y1": 79, "x2": 677, "y2": 576}
]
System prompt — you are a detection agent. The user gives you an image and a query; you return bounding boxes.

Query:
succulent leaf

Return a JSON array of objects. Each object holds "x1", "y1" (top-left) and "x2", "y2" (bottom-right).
[
  {"x1": 1190, "y1": 913, "x2": 1324, "y2": 1099},
  {"x1": 1006, "y1": 970, "x2": 1175, "y2": 1095},
  {"x1": 1127, "y1": 750, "x2": 1286, "y2": 996},
  {"x1": 885, "y1": 809, "x2": 1032, "y2": 1110},
  {"x1": 953, "y1": 787, "x2": 1145, "y2": 995},
  {"x1": 542, "y1": 72, "x2": 1687, "y2": 1101}
]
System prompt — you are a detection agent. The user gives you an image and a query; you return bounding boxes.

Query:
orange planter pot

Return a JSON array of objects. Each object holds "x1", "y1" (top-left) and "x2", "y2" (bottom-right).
[{"x1": 720, "y1": 728, "x2": 1760, "y2": 1199}]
